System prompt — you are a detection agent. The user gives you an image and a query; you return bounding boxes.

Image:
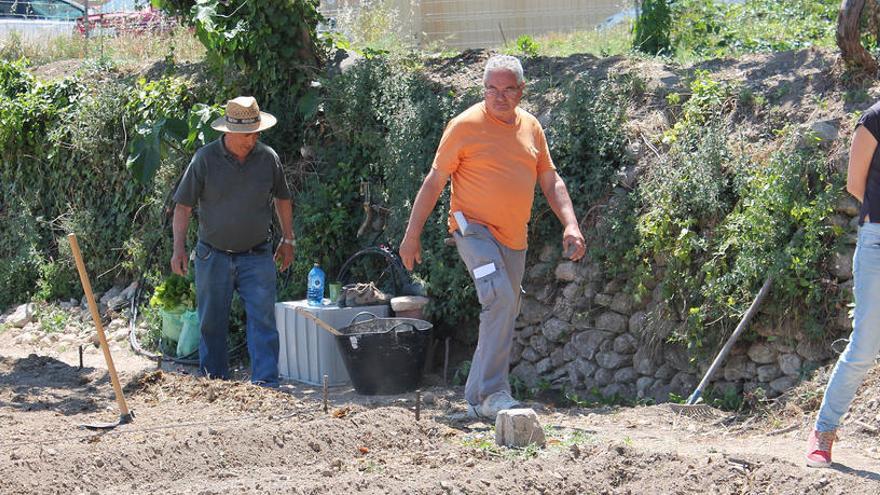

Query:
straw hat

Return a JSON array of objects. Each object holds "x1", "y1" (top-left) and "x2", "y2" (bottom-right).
[{"x1": 211, "y1": 96, "x2": 277, "y2": 133}]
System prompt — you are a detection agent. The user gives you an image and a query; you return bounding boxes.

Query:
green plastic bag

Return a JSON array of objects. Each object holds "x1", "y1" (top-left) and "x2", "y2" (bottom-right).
[
  {"x1": 159, "y1": 308, "x2": 184, "y2": 342},
  {"x1": 177, "y1": 310, "x2": 200, "y2": 358}
]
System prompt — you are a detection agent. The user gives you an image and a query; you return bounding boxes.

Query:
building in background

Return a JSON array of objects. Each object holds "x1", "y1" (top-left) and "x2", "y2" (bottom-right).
[{"x1": 320, "y1": 0, "x2": 630, "y2": 49}]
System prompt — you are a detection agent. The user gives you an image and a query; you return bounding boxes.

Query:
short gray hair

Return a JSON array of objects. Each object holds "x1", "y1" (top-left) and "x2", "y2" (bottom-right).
[{"x1": 483, "y1": 55, "x2": 524, "y2": 85}]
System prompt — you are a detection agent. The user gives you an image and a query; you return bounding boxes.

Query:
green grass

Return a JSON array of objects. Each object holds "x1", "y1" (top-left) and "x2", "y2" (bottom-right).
[
  {"x1": 501, "y1": 24, "x2": 633, "y2": 58},
  {"x1": 499, "y1": 0, "x2": 837, "y2": 63},
  {"x1": 35, "y1": 304, "x2": 69, "y2": 334},
  {"x1": 460, "y1": 424, "x2": 594, "y2": 460}
]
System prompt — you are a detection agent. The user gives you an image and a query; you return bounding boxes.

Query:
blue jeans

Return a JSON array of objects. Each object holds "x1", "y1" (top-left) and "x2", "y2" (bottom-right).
[
  {"x1": 194, "y1": 240, "x2": 279, "y2": 386},
  {"x1": 816, "y1": 223, "x2": 880, "y2": 431}
]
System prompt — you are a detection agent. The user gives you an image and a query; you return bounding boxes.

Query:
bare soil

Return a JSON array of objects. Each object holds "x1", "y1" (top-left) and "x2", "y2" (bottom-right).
[
  {"x1": 1, "y1": 331, "x2": 878, "y2": 495},
  {"x1": 6, "y1": 47, "x2": 880, "y2": 493}
]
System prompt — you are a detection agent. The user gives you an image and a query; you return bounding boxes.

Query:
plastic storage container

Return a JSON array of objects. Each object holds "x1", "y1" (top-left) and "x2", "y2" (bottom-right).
[{"x1": 274, "y1": 301, "x2": 389, "y2": 386}]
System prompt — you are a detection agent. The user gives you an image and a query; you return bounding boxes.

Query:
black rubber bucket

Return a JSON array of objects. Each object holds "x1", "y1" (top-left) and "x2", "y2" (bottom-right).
[{"x1": 335, "y1": 312, "x2": 433, "y2": 395}]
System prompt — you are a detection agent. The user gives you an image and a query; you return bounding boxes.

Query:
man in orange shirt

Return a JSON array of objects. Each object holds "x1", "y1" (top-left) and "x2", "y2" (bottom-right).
[{"x1": 400, "y1": 55, "x2": 586, "y2": 419}]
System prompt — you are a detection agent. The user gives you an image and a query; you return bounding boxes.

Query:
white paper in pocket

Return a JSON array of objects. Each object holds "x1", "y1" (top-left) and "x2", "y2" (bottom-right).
[
  {"x1": 453, "y1": 211, "x2": 469, "y2": 235},
  {"x1": 473, "y1": 262, "x2": 496, "y2": 279}
]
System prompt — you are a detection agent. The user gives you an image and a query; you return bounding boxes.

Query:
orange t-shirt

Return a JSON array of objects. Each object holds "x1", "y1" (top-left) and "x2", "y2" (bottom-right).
[{"x1": 432, "y1": 102, "x2": 556, "y2": 250}]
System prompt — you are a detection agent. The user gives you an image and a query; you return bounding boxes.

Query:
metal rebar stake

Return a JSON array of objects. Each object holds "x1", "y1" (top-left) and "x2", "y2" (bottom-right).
[
  {"x1": 78, "y1": 344, "x2": 84, "y2": 370},
  {"x1": 415, "y1": 389, "x2": 421, "y2": 421},
  {"x1": 323, "y1": 374, "x2": 329, "y2": 414}
]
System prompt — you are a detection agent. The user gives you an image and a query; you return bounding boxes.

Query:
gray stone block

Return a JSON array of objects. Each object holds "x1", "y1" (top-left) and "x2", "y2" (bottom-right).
[
  {"x1": 596, "y1": 311, "x2": 627, "y2": 333},
  {"x1": 521, "y1": 347, "x2": 541, "y2": 363},
  {"x1": 770, "y1": 375, "x2": 798, "y2": 394},
  {"x1": 796, "y1": 339, "x2": 831, "y2": 362},
  {"x1": 629, "y1": 311, "x2": 647, "y2": 334},
  {"x1": 594, "y1": 367, "x2": 614, "y2": 386},
  {"x1": 636, "y1": 376, "x2": 655, "y2": 397},
  {"x1": 596, "y1": 351, "x2": 627, "y2": 370},
  {"x1": 723, "y1": 355, "x2": 756, "y2": 381},
  {"x1": 562, "y1": 282, "x2": 582, "y2": 301},
  {"x1": 495, "y1": 408, "x2": 546, "y2": 448},
  {"x1": 654, "y1": 363, "x2": 675, "y2": 380},
  {"x1": 613, "y1": 367, "x2": 638, "y2": 384},
  {"x1": 518, "y1": 325, "x2": 537, "y2": 340},
  {"x1": 663, "y1": 345, "x2": 691, "y2": 372},
  {"x1": 574, "y1": 358, "x2": 597, "y2": 379},
  {"x1": 550, "y1": 348, "x2": 566, "y2": 368},
  {"x1": 610, "y1": 292, "x2": 634, "y2": 315},
  {"x1": 613, "y1": 333, "x2": 638, "y2": 354},
  {"x1": 511, "y1": 361, "x2": 539, "y2": 388},
  {"x1": 570, "y1": 312, "x2": 592, "y2": 330},
  {"x1": 594, "y1": 293, "x2": 613, "y2": 307},
  {"x1": 832, "y1": 248, "x2": 854, "y2": 280},
  {"x1": 563, "y1": 342, "x2": 578, "y2": 362},
  {"x1": 542, "y1": 318, "x2": 571, "y2": 343},
  {"x1": 536, "y1": 357, "x2": 553, "y2": 375},
  {"x1": 555, "y1": 262, "x2": 578, "y2": 282},
  {"x1": 778, "y1": 353, "x2": 802, "y2": 377},
  {"x1": 835, "y1": 195, "x2": 860, "y2": 216},
  {"x1": 7, "y1": 303, "x2": 34, "y2": 328},
  {"x1": 756, "y1": 364, "x2": 782, "y2": 383},
  {"x1": 530, "y1": 334, "x2": 552, "y2": 357},
  {"x1": 633, "y1": 347, "x2": 655, "y2": 376},
  {"x1": 572, "y1": 329, "x2": 612, "y2": 360},
  {"x1": 747, "y1": 342, "x2": 776, "y2": 364},
  {"x1": 519, "y1": 298, "x2": 550, "y2": 324},
  {"x1": 552, "y1": 298, "x2": 575, "y2": 322}
]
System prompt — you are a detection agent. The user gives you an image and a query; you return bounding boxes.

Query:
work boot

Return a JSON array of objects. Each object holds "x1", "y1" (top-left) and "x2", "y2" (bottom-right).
[{"x1": 805, "y1": 429, "x2": 837, "y2": 468}]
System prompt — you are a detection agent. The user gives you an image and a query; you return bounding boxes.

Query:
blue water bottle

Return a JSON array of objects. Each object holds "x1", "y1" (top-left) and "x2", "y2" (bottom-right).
[{"x1": 307, "y1": 263, "x2": 325, "y2": 306}]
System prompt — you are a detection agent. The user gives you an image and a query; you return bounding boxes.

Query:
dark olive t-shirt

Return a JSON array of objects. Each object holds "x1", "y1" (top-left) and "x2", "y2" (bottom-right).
[{"x1": 173, "y1": 138, "x2": 291, "y2": 252}]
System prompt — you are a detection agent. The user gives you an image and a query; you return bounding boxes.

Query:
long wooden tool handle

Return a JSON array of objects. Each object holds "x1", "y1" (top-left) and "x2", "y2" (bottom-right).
[
  {"x1": 687, "y1": 275, "x2": 774, "y2": 405},
  {"x1": 295, "y1": 307, "x2": 343, "y2": 337},
  {"x1": 68, "y1": 233, "x2": 130, "y2": 417}
]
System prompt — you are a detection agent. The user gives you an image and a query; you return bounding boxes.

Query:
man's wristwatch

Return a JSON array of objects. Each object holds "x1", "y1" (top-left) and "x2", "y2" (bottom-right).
[{"x1": 281, "y1": 237, "x2": 296, "y2": 247}]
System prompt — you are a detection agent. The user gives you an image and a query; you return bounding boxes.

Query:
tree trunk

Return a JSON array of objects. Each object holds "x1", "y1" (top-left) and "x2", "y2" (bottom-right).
[{"x1": 837, "y1": 0, "x2": 879, "y2": 73}]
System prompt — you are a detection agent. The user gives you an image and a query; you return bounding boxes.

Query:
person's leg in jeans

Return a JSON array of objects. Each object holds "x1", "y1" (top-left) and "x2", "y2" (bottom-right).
[
  {"x1": 234, "y1": 245, "x2": 280, "y2": 386},
  {"x1": 195, "y1": 241, "x2": 234, "y2": 380},
  {"x1": 455, "y1": 224, "x2": 527, "y2": 406},
  {"x1": 815, "y1": 225, "x2": 880, "y2": 431}
]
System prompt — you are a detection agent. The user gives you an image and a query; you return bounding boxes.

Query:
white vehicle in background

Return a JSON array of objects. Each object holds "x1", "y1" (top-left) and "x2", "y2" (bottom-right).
[{"x1": 0, "y1": 0, "x2": 85, "y2": 40}]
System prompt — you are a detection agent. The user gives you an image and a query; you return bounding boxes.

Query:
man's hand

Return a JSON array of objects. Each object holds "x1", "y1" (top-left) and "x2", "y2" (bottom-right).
[
  {"x1": 274, "y1": 243, "x2": 294, "y2": 272},
  {"x1": 170, "y1": 248, "x2": 188, "y2": 275},
  {"x1": 399, "y1": 234, "x2": 422, "y2": 271},
  {"x1": 562, "y1": 223, "x2": 586, "y2": 261}
]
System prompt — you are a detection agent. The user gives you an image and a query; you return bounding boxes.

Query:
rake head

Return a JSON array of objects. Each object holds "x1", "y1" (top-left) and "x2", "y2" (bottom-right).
[{"x1": 668, "y1": 403, "x2": 720, "y2": 420}]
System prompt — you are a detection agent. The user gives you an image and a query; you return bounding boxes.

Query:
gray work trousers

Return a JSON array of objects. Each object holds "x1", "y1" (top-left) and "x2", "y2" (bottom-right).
[{"x1": 454, "y1": 223, "x2": 527, "y2": 406}]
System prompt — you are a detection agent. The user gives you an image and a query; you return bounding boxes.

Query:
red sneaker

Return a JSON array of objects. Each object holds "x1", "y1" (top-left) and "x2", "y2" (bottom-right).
[{"x1": 805, "y1": 429, "x2": 837, "y2": 468}]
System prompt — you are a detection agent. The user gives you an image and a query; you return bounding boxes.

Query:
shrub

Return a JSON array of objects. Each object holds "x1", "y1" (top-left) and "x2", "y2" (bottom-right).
[{"x1": 633, "y1": 0, "x2": 673, "y2": 55}]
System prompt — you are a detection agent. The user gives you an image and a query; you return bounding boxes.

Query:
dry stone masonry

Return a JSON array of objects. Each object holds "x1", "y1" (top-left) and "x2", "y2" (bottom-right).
[{"x1": 511, "y1": 181, "x2": 856, "y2": 402}]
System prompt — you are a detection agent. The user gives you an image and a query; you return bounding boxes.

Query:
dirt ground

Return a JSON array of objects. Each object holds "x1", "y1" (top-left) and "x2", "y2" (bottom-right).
[
  {"x1": 5, "y1": 48, "x2": 880, "y2": 494},
  {"x1": 1, "y1": 331, "x2": 878, "y2": 495}
]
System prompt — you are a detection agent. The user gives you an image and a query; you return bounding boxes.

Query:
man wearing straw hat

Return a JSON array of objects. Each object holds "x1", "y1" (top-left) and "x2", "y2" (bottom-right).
[{"x1": 170, "y1": 96, "x2": 294, "y2": 387}]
